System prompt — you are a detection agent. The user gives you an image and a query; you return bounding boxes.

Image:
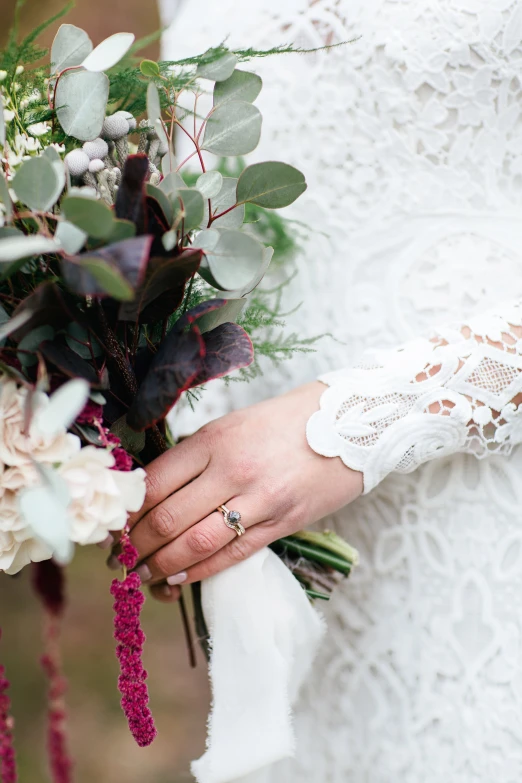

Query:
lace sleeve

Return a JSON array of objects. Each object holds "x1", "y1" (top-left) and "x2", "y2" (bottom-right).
[{"x1": 306, "y1": 300, "x2": 522, "y2": 494}]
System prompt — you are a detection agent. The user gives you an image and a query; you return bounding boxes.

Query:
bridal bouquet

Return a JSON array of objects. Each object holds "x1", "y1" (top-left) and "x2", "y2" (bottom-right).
[{"x1": 0, "y1": 7, "x2": 358, "y2": 780}]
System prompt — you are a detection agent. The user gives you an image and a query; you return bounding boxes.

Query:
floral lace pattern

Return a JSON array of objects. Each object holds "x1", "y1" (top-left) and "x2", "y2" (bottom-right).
[
  {"x1": 161, "y1": 0, "x2": 522, "y2": 780},
  {"x1": 307, "y1": 300, "x2": 522, "y2": 492}
]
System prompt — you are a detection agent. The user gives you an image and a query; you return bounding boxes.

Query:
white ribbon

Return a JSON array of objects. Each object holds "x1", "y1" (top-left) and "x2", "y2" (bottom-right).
[{"x1": 191, "y1": 548, "x2": 325, "y2": 783}]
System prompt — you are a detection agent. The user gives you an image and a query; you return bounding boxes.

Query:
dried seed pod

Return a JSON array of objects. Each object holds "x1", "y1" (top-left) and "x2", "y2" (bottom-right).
[
  {"x1": 83, "y1": 137, "x2": 109, "y2": 161},
  {"x1": 64, "y1": 149, "x2": 90, "y2": 177},
  {"x1": 114, "y1": 110, "x2": 137, "y2": 132},
  {"x1": 102, "y1": 114, "x2": 130, "y2": 141},
  {"x1": 88, "y1": 158, "x2": 105, "y2": 174}
]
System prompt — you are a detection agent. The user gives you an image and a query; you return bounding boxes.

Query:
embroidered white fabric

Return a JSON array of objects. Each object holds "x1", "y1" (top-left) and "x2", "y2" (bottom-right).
[
  {"x1": 307, "y1": 301, "x2": 522, "y2": 492},
  {"x1": 161, "y1": 0, "x2": 522, "y2": 780}
]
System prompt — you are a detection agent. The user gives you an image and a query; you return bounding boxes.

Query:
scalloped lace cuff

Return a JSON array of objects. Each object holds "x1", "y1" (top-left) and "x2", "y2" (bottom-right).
[{"x1": 307, "y1": 300, "x2": 522, "y2": 494}]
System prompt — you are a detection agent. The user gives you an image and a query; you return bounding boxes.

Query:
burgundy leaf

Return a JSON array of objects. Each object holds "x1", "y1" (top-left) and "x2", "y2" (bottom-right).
[
  {"x1": 145, "y1": 194, "x2": 171, "y2": 253},
  {"x1": 61, "y1": 235, "x2": 153, "y2": 298},
  {"x1": 10, "y1": 282, "x2": 72, "y2": 340},
  {"x1": 127, "y1": 328, "x2": 205, "y2": 431},
  {"x1": 118, "y1": 249, "x2": 202, "y2": 323},
  {"x1": 115, "y1": 154, "x2": 149, "y2": 232},
  {"x1": 177, "y1": 298, "x2": 228, "y2": 329},
  {"x1": 191, "y1": 322, "x2": 254, "y2": 386},
  {"x1": 40, "y1": 341, "x2": 101, "y2": 387}
]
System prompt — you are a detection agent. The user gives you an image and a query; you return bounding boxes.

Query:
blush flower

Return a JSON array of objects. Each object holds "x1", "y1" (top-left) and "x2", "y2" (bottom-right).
[{"x1": 58, "y1": 447, "x2": 146, "y2": 545}]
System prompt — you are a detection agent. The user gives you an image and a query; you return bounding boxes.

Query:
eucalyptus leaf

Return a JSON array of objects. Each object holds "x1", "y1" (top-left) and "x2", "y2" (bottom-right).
[
  {"x1": 62, "y1": 196, "x2": 114, "y2": 239},
  {"x1": 0, "y1": 309, "x2": 34, "y2": 341},
  {"x1": 56, "y1": 69, "x2": 109, "y2": 141},
  {"x1": 196, "y1": 298, "x2": 246, "y2": 333},
  {"x1": 55, "y1": 220, "x2": 87, "y2": 255},
  {"x1": 155, "y1": 118, "x2": 169, "y2": 150},
  {"x1": 107, "y1": 219, "x2": 136, "y2": 243},
  {"x1": 81, "y1": 32, "x2": 135, "y2": 72},
  {"x1": 140, "y1": 59, "x2": 160, "y2": 78},
  {"x1": 208, "y1": 177, "x2": 244, "y2": 228},
  {"x1": 35, "y1": 379, "x2": 90, "y2": 436},
  {"x1": 43, "y1": 146, "x2": 66, "y2": 206},
  {"x1": 172, "y1": 188, "x2": 205, "y2": 232},
  {"x1": 161, "y1": 145, "x2": 177, "y2": 176},
  {"x1": 146, "y1": 183, "x2": 173, "y2": 226},
  {"x1": 160, "y1": 171, "x2": 185, "y2": 196},
  {"x1": 0, "y1": 235, "x2": 60, "y2": 263},
  {"x1": 199, "y1": 229, "x2": 265, "y2": 290},
  {"x1": 0, "y1": 228, "x2": 22, "y2": 239},
  {"x1": 197, "y1": 171, "x2": 223, "y2": 199},
  {"x1": 222, "y1": 245, "x2": 274, "y2": 298},
  {"x1": 19, "y1": 465, "x2": 73, "y2": 566},
  {"x1": 65, "y1": 322, "x2": 102, "y2": 359},
  {"x1": 78, "y1": 257, "x2": 134, "y2": 300},
  {"x1": 147, "y1": 81, "x2": 161, "y2": 125},
  {"x1": 0, "y1": 175, "x2": 12, "y2": 220},
  {"x1": 195, "y1": 228, "x2": 220, "y2": 253},
  {"x1": 236, "y1": 161, "x2": 307, "y2": 208},
  {"x1": 51, "y1": 24, "x2": 93, "y2": 74},
  {"x1": 202, "y1": 101, "x2": 262, "y2": 156},
  {"x1": 12, "y1": 156, "x2": 60, "y2": 212},
  {"x1": 197, "y1": 52, "x2": 237, "y2": 82},
  {"x1": 18, "y1": 325, "x2": 55, "y2": 367},
  {"x1": 213, "y1": 69, "x2": 262, "y2": 106}
]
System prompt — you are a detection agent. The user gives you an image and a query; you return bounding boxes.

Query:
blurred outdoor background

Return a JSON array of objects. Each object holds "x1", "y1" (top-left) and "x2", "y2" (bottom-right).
[{"x1": 0, "y1": 1, "x2": 211, "y2": 780}]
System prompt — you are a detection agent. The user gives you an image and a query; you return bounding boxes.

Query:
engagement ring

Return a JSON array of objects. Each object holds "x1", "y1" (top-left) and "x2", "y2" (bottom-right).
[{"x1": 218, "y1": 505, "x2": 246, "y2": 536}]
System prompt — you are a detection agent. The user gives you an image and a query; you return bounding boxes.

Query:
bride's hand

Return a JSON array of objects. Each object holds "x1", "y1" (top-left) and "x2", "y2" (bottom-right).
[{"x1": 119, "y1": 382, "x2": 363, "y2": 602}]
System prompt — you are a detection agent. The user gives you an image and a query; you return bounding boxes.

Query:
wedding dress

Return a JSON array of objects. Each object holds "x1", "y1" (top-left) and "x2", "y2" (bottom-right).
[{"x1": 159, "y1": 1, "x2": 522, "y2": 780}]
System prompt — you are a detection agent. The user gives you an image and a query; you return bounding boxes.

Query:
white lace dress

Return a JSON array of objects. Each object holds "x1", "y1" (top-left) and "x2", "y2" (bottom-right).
[{"x1": 160, "y1": 2, "x2": 522, "y2": 780}]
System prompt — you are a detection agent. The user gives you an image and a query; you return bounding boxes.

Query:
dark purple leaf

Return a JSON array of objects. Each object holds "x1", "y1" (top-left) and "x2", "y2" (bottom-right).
[
  {"x1": 192, "y1": 322, "x2": 253, "y2": 386},
  {"x1": 177, "y1": 298, "x2": 228, "y2": 329},
  {"x1": 127, "y1": 327, "x2": 205, "y2": 431},
  {"x1": 40, "y1": 341, "x2": 101, "y2": 387},
  {"x1": 115, "y1": 154, "x2": 149, "y2": 232},
  {"x1": 10, "y1": 282, "x2": 73, "y2": 340},
  {"x1": 61, "y1": 235, "x2": 153, "y2": 298},
  {"x1": 118, "y1": 249, "x2": 202, "y2": 323}
]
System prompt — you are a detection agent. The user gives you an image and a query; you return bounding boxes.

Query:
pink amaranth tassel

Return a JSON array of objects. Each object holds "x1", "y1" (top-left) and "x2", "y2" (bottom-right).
[
  {"x1": 110, "y1": 536, "x2": 157, "y2": 747},
  {"x1": 0, "y1": 630, "x2": 17, "y2": 783},
  {"x1": 32, "y1": 562, "x2": 73, "y2": 783},
  {"x1": 41, "y1": 655, "x2": 72, "y2": 783}
]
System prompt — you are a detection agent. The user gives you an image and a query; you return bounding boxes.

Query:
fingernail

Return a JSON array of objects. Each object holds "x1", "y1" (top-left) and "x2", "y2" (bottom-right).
[
  {"x1": 135, "y1": 564, "x2": 152, "y2": 584},
  {"x1": 167, "y1": 572, "x2": 187, "y2": 586},
  {"x1": 162, "y1": 584, "x2": 172, "y2": 597},
  {"x1": 98, "y1": 534, "x2": 114, "y2": 550},
  {"x1": 107, "y1": 554, "x2": 120, "y2": 570}
]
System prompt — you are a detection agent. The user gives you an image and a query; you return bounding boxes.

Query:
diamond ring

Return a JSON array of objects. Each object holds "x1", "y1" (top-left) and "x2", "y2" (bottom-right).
[{"x1": 218, "y1": 505, "x2": 246, "y2": 536}]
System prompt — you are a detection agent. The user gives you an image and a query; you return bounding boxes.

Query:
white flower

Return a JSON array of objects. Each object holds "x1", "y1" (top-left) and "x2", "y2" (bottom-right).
[
  {"x1": 3, "y1": 109, "x2": 14, "y2": 123},
  {"x1": 0, "y1": 380, "x2": 80, "y2": 467},
  {"x1": 27, "y1": 122, "x2": 49, "y2": 137},
  {"x1": 50, "y1": 143, "x2": 65, "y2": 154},
  {"x1": 0, "y1": 71, "x2": 7, "y2": 82},
  {"x1": 15, "y1": 66, "x2": 24, "y2": 76},
  {"x1": 59, "y1": 447, "x2": 146, "y2": 545}
]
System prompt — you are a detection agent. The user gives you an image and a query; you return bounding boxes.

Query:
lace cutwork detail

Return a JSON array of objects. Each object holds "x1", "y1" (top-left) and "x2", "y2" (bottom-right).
[{"x1": 308, "y1": 301, "x2": 522, "y2": 491}]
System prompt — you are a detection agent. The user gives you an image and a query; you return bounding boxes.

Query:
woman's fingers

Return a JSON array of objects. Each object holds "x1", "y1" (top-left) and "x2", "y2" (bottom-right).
[
  {"x1": 135, "y1": 498, "x2": 268, "y2": 584},
  {"x1": 148, "y1": 583, "x2": 182, "y2": 603},
  {"x1": 129, "y1": 470, "x2": 229, "y2": 561},
  {"x1": 127, "y1": 432, "x2": 211, "y2": 530},
  {"x1": 177, "y1": 523, "x2": 272, "y2": 585}
]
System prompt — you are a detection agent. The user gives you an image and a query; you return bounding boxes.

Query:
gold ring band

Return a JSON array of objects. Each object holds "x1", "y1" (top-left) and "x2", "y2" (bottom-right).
[{"x1": 218, "y1": 505, "x2": 245, "y2": 536}]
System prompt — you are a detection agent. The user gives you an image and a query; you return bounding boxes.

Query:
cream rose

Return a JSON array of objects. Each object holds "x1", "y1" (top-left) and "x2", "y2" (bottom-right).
[
  {"x1": 59, "y1": 446, "x2": 146, "y2": 545},
  {"x1": 0, "y1": 381, "x2": 80, "y2": 468}
]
